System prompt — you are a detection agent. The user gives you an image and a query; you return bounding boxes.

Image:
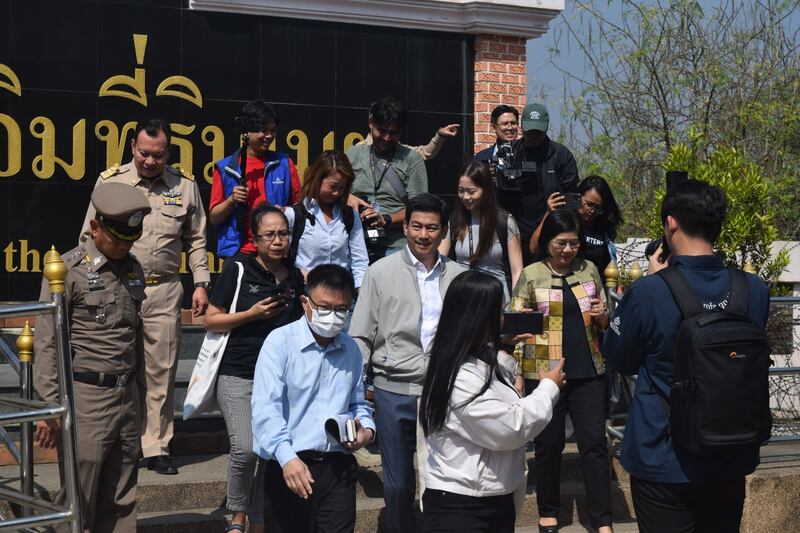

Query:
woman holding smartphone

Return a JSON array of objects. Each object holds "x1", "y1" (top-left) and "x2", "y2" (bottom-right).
[
  {"x1": 438, "y1": 161, "x2": 523, "y2": 304},
  {"x1": 512, "y1": 209, "x2": 613, "y2": 533},
  {"x1": 529, "y1": 175, "x2": 623, "y2": 280},
  {"x1": 204, "y1": 203, "x2": 305, "y2": 533},
  {"x1": 420, "y1": 270, "x2": 565, "y2": 532}
]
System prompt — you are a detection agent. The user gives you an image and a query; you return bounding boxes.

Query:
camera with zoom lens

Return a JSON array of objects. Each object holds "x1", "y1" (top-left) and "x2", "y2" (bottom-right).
[
  {"x1": 234, "y1": 115, "x2": 263, "y2": 134},
  {"x1": 493, "y1": 143, "x2": 539, "y2": 191},
  {"x1": 493, "y1": 143, "x2": 520, "y2": 185}
]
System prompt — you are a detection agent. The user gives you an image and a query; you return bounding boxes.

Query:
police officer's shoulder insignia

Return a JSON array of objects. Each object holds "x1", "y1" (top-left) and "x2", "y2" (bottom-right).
[
  {"x1": 62, "y1": 246, "x2": 87, "y2": 267},
  {"x1": 168, "y1": 164, "x2": 194, "y2": 181},
  {"x1": 100, "y1": 164, "x2": 121, "y2": 180}
]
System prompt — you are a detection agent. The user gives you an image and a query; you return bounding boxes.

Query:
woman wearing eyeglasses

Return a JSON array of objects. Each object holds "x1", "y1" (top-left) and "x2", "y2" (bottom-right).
[
  {"x1": 530, "y1": 175, "x2": 624, "y2": 281},
  {"x1": 204, "y1": 202, "x2": 305, "y2": 533},
  {"x1": 512, "y1": 209, "x2": 613, "y2": 533}
]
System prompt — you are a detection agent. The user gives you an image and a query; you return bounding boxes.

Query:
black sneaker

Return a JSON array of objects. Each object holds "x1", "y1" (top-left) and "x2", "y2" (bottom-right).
[{"x1": 147, "y1": 455, "x2": 178, "y2": 475}]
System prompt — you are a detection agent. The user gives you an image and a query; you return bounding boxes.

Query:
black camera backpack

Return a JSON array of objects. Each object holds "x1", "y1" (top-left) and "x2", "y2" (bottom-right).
[{"x1": 655, "y1": 267, "x2": 772, "y2": 456}]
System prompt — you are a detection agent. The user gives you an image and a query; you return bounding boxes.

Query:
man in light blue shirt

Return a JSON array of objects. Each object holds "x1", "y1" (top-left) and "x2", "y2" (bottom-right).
[{"x1": 252, "y1": 264, "x2": 375, "y2": 532}]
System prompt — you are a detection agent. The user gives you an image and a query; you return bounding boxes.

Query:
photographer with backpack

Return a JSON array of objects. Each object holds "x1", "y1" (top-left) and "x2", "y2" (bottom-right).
[{"x1": 603, "y1": 179, "x2": 772, "y2": 533}]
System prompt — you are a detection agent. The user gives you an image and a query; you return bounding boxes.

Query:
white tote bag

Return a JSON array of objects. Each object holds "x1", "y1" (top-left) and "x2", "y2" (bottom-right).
[{"x1": 183, "y1": 261, "x2": 244, "y2": 419}]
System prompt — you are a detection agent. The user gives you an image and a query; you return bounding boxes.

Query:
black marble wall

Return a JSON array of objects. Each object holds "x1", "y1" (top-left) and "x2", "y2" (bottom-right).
[{"x1": 0, "y1": 0, "x2": 475, "y2": 302}]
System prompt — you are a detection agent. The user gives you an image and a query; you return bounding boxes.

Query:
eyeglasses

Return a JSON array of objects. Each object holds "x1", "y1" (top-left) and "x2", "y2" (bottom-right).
[
  {"x1": 582, "y1": 200, "x2": 606, "y2": 215},
  {"x1": 493, "y1": 120, "x2": 518, "y2": 128},
  {"x1": 551, "y1": 239, "x2": 581, "y2": 250},
  {"x1": 307, "y1": 296, "x2": 351, "y2": 319},
  {"x1": 256, "y1": 231, "x2": 290, "y2": 242}
]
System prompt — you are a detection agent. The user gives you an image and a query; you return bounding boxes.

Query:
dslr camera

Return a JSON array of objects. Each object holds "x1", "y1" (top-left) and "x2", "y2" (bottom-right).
[
  {"x1": 355, "y1": 195, "x2": 388, "y2": 264},
  {"x1": 493, "y1": 142, "x2": 539, "y2": 191}
]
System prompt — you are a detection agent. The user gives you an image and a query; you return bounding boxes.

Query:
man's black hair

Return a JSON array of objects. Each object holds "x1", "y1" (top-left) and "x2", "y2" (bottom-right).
[
  {"x1": 369, "y1": 96, "x2": 408, "y2": 131},
  {"x1": 241, "y1": 99, "x2": 281, "y2": 128},
  {"x1": 404, "y1": 193, "x2": 449, "y2": 228},
  {"x1": 306, "y1": 264, "x2": 355, "y2": 298},
  {"x1": 134, "y1": 118, "x2": 171, "y2": 146},
  {"x1": 661, "y1": 179, "x2": 727, "y2": 243},
  {"x1": 490, "y1": 105, "x2": 519, "y2": 124}
]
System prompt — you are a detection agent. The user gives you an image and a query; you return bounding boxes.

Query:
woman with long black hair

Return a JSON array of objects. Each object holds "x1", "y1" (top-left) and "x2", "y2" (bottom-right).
[
  {"x1": 530, "y1": 175, "x2": 624, "y2": 280},
  {"x1": 420, "y1": 270, "x2": 565, "y2": 532},
  {"x1": 438, "y1": 161, "x2": 523, "y2": 304}
]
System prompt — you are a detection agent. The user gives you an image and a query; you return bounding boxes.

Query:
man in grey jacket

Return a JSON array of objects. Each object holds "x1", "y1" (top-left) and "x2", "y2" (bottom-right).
[{"x1": 350, "y1": 193, "x2": 466, "y2": 533}]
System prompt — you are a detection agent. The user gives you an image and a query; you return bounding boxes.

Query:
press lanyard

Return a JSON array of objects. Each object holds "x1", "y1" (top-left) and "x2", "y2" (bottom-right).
[
  {"x1": 369, "y1": 147, "x2": 391, "y2": 201},
  {"x1": 467, "y1": 215, "x2": 475, "y2": 265}
]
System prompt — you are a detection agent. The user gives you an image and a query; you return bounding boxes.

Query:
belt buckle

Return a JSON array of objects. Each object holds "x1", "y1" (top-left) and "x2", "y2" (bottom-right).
[
  {"x1": 115, "y1": 372, "x2": 131, "y2": 388},
  {"x1": 145, "y1": 278, "x2": 159, "y2": 286}
]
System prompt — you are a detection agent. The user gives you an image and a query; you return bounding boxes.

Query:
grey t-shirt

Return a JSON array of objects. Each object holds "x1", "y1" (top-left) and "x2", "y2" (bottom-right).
[
  {"x1": 346, "y1": 143, "x2": 428, "y2": 249},
  {"x1": 452, "y1": 214, "x2": 519, "y2": 301}
]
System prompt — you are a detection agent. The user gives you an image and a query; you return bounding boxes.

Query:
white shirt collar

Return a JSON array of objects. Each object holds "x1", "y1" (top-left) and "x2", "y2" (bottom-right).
[{"x1": 406, "y1": 245, "x2": 442, "y2": 274}]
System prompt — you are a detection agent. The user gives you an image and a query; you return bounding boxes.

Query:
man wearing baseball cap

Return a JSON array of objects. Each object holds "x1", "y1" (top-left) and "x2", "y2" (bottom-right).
[
  {"x1": 496, "y1": 102, "x2": 579, "y2": 264},
  {"x1": 34, "y1": 183, "x2": 150, "y2": 533}
]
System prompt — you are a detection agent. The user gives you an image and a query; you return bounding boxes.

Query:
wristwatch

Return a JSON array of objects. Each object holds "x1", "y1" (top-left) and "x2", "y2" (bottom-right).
[
  {"x1": 194, "y1": 282, "x2": 211, "y2": 290},
  {"x1": 382, "y1": 214, "x2": 392, "y2": 226}
]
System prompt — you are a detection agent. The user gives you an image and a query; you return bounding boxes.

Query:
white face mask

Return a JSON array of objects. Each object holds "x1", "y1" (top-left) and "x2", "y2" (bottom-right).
[{"x1": 307, "y1": 307, "x2": 348, "y2": 338}]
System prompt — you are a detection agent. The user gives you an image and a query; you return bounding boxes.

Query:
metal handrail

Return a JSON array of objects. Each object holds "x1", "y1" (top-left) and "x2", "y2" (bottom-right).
[
  {"x1": 0, "y1": 247, "x2": 82, "y2": 532},
  {"x1": 0, "y1": 338, "x2": 21, "y2": 376}
]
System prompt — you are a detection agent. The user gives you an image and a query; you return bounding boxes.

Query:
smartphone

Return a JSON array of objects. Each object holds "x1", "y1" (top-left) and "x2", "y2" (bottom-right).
[
  {"x1": 501, "y1": 312, "x2": 544, "y2": 337},
  {"x1": 658, "y1": 235, "x2": 672, "y2": 264},
  {"x1": 564, "y1": 192, "x2": 582, "y2": 211},
  {"x1": 273, "y1": 288, "x2": 295, "y2": 301}
]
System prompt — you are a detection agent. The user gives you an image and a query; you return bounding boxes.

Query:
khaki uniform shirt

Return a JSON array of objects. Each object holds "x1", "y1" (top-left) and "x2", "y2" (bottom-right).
[
  {"x1": 79, "y1": 162, "x2": 210, "y2": 284},
  {"x1": 33, "y1": 239, "x2": 146, "y2": 403}
]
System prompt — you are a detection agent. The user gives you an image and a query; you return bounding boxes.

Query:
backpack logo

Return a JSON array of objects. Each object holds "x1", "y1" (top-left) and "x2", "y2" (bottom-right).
[
  {"x1": 729, "y1": 351, "x2": 746, "y2": 359},
  {"x1": 272, "y1": 178, "x2": 285, "y2": 185}
]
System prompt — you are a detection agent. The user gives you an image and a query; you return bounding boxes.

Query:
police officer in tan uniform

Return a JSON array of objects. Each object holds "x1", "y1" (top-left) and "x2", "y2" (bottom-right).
[
  {"x1": 35, "y1": 183, "x2": 151, "y2": 533},
  {"x1": 79, "y1": 119, "x2": 210, "y2": 475}
]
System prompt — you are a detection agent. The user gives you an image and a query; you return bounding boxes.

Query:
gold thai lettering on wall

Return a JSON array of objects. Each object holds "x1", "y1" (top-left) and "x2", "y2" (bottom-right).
[
  {"x1": 0, "y1": 63, "x2": 22, "y2": 177},
  {"x1": 0, "y1": 33, "x2": 363, "y2": 186},
  {"x1": 30, "y1": 117, "x2": 86, "y2": 180}
]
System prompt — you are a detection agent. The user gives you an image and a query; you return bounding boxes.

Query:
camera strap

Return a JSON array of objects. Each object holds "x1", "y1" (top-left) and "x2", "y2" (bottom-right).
[
  {"x1": 467, "y1": 215, "x2": 475, "y2": 262},
  {"x1": 370, "y1": 147, "x2": 409, "y2": 205}
]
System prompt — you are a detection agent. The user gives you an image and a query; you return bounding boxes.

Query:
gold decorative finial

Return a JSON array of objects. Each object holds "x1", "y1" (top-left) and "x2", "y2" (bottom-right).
[
  {"x1": 604, "y1": 261, "x2": 619, "y2": 290},
  {"x1": 743, "y1": 259, "x2": 757, "y2": 275},
  {"x1": 17, "y1": 321, "x2": 34, "y2": 363},
  {"x1": 43, "y1": 246, "x2": 67, "y2": 294},
  {"x1": 629, "y1": 261, "x2": 643, "y2": 282}
]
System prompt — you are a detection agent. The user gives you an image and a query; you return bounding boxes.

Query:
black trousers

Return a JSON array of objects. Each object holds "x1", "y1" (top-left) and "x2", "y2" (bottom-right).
[
  {"x1": 422, "y1": 489, "x2": 515, "y2": 533},
  {"x1": 526, "y1": 375, "x2": 612, "y2": 528},
  {"x1": 631, "y1": 476, "x2": 745, "y2": 533},
  {"x1": 263, "y1": 453, "x2": 358, "y2": 533}
]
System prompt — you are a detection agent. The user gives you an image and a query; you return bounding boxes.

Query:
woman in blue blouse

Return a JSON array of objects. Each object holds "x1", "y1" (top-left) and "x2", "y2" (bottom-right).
[{"x1": 283, "y1": 150, "x2": 369, "y2": 289}]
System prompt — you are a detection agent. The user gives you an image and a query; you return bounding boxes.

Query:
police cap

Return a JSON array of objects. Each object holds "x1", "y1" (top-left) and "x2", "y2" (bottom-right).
[{"x1": 92, "y1": 183, "x2": 151, "y2": 241}]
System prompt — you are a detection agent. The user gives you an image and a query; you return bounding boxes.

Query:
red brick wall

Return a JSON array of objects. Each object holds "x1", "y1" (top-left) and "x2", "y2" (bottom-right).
[{"x1": 474, "y1": 34, "x2": 527, "y2": 154}]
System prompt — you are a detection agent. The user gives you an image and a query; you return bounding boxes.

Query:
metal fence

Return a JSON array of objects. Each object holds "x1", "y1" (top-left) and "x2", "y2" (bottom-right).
[{"x1": 0, "y1": 249, "x2": 83, "y2": 532}]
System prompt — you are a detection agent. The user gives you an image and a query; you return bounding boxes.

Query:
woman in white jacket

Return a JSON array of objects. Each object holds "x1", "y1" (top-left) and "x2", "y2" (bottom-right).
[{"x1": 419, "y1": 270, "x2": 566, "y2": 532}]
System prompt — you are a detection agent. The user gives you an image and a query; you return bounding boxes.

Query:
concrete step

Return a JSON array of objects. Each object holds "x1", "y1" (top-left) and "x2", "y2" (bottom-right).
[
  {"x1": 135, "y1": 478, "x2": 635, "y2": 533},
  {"x1": 3, "y1": 443, "x2": 799, "y2": 532}
]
